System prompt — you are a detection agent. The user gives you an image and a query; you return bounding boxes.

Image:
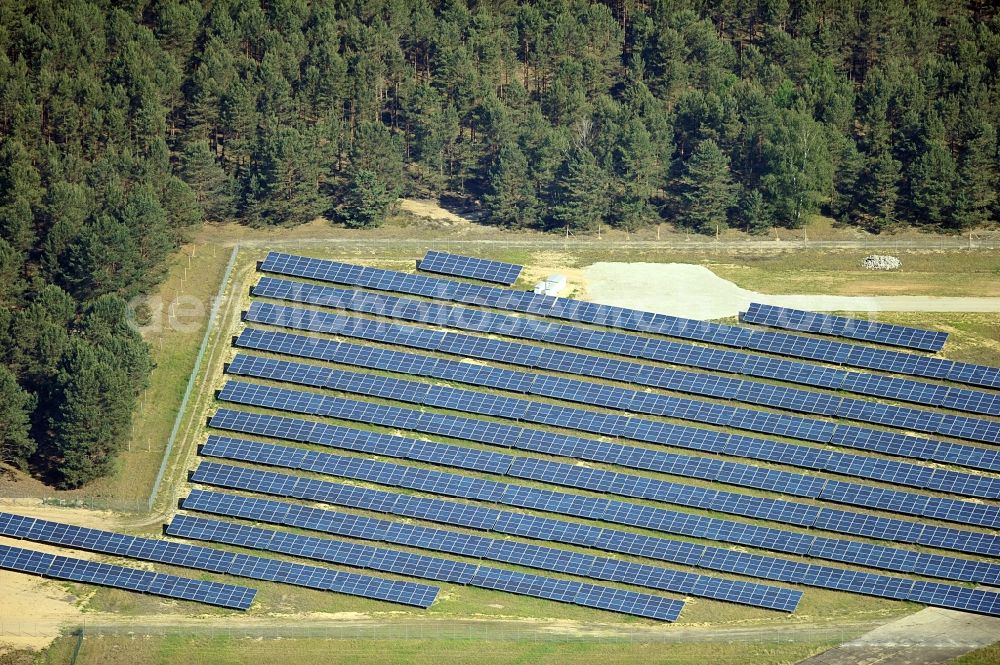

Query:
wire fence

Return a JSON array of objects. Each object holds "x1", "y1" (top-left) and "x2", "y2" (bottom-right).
[{"x1": 144, "y1": 243, "x2": 240, "y2": 514}]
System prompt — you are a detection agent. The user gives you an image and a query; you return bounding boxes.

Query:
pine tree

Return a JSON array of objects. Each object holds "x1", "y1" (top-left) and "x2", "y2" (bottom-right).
[
  {"x1": 0, "y1": 139, "x2": 43, "y2": 253},
  {"x1": 676, "y1": 139, "x2": 738, "y2": 234},
  {"x1": 243, "y1": 124, "x2": 325, "y2": 227},
  {"x1": 48, "y1": 340, "x2": 133, "y2": 488},
  {"x1": 609, "y1": 117, "x2": 658, "y2": 231},
  {"x1": 483, "y1": 144, "x2": 538, "y2": 228},
  {"x1": 740, "y1": 188, "x2": 773, "y2": 234},
  {"x1": 852, "y1": 125, "x2": 902, "y2": 232},
  {"x1": 909, "y1": 141, "x2": 957, "y2": 228},
  {"x1": 339, "y1": 169, "x2": 398, "y2": 229},
  {"x1": 178, "y1": 138, "x2": 234, "y2": 221},
  {"x1": 346, "y1": 122, "x2": 405, "y2": 191},
  {"x1": 63, "y1": 216, "x2": 143, "y2": 300},
  {"x1": 0, "y1": 237, "x2": 24, "y2": 308},
  {"x1": 953, "y1": 119, "x2": 998, "y2": 229},
  {"x1": 761, "y1": 110, "x2": 833, "y2": 228},
  {"x1": 0, "y1": 366, "x2": 35, "y2": 472},
  {"x1": 548, "y1": 146, "x2": 608, "y2": 233},
  {"x1": 79, "y1": 294, "x2": 152, "y2": 396}
]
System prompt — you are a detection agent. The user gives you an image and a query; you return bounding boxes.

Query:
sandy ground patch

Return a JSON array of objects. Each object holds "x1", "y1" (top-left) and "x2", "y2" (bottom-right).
[
  {"x1": 583, "y1": 262, "x2": 1000, "y2": 319},
  {"x1": 0, "y1": 504, "x2": 123, "y2": 653},
  {"x1": 0, "y1": 567, "x2": 84, "y2": 653},
  {"x1": 399, "y1": 199, "x2": 473, "y2": 224},
  {"x1": 519, "y1": 251, "x2": 587, "y2": 297}
]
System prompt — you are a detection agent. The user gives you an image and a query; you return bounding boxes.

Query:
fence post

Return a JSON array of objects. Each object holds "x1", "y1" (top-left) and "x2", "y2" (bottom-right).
[{"x1": 68, "y1": 627, "x2": 85, "y2": 665}]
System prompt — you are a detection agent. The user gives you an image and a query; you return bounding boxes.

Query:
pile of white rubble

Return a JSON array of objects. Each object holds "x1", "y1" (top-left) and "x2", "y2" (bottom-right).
[{"x1": 862, "y1": 255, "x2": 902, "y2": 271}]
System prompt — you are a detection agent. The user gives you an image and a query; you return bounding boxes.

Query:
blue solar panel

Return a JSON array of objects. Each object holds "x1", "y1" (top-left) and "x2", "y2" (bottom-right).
[
  {"x1": 196, "y1": 423, "x2": 999, "y2": 562},
  {"x1": 250, "y1": 278, "x2": 1000, "y2": 429},
  {"x1": 215, "y1": 376, "x2": 998, "y2": 528},
  {"x1": 742, "y1": 303, "x2": 949, "y2": 352},
  {"x1": 0, "y1": 541, "x2": 255, "y2": 610},
  {"x1": 181, "y1": 490, "x2": 800, "y2": 612},
  {"x1": 183, "y1": 470, "x2": 1000, "y2": 612},
  {"x1": 0, "y1": 536, "x2": 257, "y2": 610},
  {"x1": 223, "y1": 354, "x2": 998, "y2": 504},
  {"x1": 418, "y1": 251, "x2": 523, "y2": 285},
  {"x1": 258, "y1": 252, "x2": 999, "y2": 389},
  {"x1": 170, "y1": 513, "x2": 684, "y2": 621}
]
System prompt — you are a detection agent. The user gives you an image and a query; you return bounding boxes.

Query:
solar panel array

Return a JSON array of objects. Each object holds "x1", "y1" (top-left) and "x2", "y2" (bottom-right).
[
  {"x1": 168, "y1": 514, "x2": 685, "y2": 621},
  {"x1": 232, "y1": 323, "x2": 1000, "y2": 474},
  {"x1": 218, "y1": 363, "x2": 1000, "y2": 514},
  {"x1": 258, "y1": 252, "x2": 1000, "y2": 389},
  {"x1": 184, "y1": 482, "x2": 1000, "y2": 591},
  {"x1": 181, "y1": 488, "x2": 802, "y2": 612},
  {"x1": 186, "y1": 464, "x2": 1000, "y2": 617},
  {"x1": 418, "y1": 250, "x2": 523, "y2": 285},
  {"x1": 249, "y1": 277, "x2": 1000, "y2": 421},
  {"x1": 198, "y1": 427, "x2": 1000, "y2": 566},
  {"x1": 157, "y1": 249, "x2": 999, "y2": 619},
  {"x1": 742, "y1": 303, "x2": 949, "y2": 353},
  {"x1": 0, "y1": 511, "x2": 437, "y2": 608}
]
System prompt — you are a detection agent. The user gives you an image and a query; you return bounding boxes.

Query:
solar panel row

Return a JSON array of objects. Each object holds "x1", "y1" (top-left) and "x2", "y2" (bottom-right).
[
  {"x1": 257, "y1": 252, "x2": 1000, "y2": 389},
  {"x1": 215, "y1": 375, "x2": 997, "y2": 543},
  {"x1": 179, "y1": 490, "x2": 801, "y2": 612},
  {"x1": 185, "y1": 483, "x2": 1000, "y2": 591},
  {"x1": 198, "y1": 427, "x2": 1000, "y2": 561},
  {"x1": 185, "y1": 465, "x2": 1000, "y2": 617},
  {"x1": 206, "y1": 407, "x2": 1000, "y2": 566},
  {"x1": 418, "y1": 251, "x2": 523, "y2": 285},
  {"x1": 249, "y1": 278, "x2": 1000, "y2": 423},
  {"x1": 233, "y1": 322, "x2": 1000, "y2": 474},
  {"x1": 168, "y1": 514, "x2": 684, "y2": 621},
  {"x1": 186, "y1": 485, "x2": 1000, "y2": 592},
  {"x1": 221, "y1": 359, "x2": 1000, "y2": 511},
  {"x1": 0, "y1": 511, "x2": 437, "y2": 608},
  {"x1": 741, "y1": 303, "x2": 948, "y2": 353},
  {"x1": 0, "y1": 542, "x2": 256, "y2": 609}
]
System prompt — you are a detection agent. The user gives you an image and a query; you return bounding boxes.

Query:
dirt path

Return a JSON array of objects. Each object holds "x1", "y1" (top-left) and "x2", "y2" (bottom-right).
[
  {"x1": 796, "y1": 605, "x2": 1000, "y2": 665},
  {"x1": 583, "y1": 262, "x2": 1000, "y2": 319},
  {"x1": 4, "y1": 613, "x2": 881, "y2": 644}
]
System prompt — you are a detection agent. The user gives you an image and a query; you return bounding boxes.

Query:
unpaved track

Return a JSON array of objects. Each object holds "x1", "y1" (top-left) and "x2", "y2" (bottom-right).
[
  {"x1": 2, "y1": 614, "x2": 880, "y2": 644},
  {"x1": 584, "y1": 262, "x2": 1000, "y2": 319},
  {"x1": 797, "y1": 606, "x2": 1000, "y2": 664}
]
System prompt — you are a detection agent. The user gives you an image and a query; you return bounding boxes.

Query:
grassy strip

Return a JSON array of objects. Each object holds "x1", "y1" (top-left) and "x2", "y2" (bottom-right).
[
  {"x1": 37, "y1": 632, "x2": 843, "y2": 665},
  {"x1": 946, "y1": 642, "x2": 1000, "y2": 665}
]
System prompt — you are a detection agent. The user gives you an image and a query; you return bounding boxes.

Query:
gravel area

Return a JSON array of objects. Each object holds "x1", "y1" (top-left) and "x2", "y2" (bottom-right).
[{"x1": 583, "y1": 262, "x2": 1000, "y2": 320}]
